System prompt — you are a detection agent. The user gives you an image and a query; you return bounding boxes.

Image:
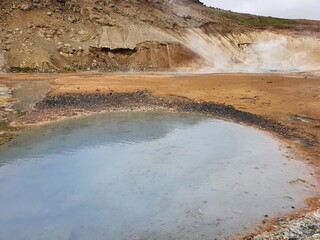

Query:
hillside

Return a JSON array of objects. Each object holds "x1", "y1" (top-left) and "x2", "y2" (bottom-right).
[{"x1": 0, "y1": 0, "x2": 320, "y2": 72}]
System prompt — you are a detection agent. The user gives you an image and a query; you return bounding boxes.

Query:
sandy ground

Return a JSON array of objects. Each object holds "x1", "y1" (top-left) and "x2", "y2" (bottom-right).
[{"x1": 0, "y1": 72, "x2": 319, "y2": 238}]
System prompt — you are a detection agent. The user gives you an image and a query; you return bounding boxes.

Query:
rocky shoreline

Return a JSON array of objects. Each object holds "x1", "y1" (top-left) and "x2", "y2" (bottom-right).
[
  {"x1": 14, "y1": 90, "x2": 316, "y2": 148},
  {"x1": 248, "y1": 209, "x2": 320, "y2": 240},
  {"x1": 0, "y1": 83, "x2": 21, "y2": 145}
]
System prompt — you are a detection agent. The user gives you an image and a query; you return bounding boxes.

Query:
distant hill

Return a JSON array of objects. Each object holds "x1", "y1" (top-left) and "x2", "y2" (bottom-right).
[{"x1": 1, "y1": 0, "x2": 320, "y2": 72}]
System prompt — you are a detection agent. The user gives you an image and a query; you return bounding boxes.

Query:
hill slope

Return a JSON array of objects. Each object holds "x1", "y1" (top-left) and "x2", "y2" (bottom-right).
[{"x1": 0, "y1": 0, "x2": 320, "y2": 72}]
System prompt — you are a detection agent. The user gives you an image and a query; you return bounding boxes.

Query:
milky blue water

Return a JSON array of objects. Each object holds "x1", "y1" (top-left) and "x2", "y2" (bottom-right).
[{"x1": 0, "y1": 112, "x2": 316, "y2": 240}]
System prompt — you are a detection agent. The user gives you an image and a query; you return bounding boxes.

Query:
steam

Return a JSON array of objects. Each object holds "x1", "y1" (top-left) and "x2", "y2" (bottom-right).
[
  {"x1": 241, "y1": 38, "x2": 309, "y2": 72},
  {"x1": 244, "y1": 38, "x2": 289, "y2": 70},
  {"x1": 184, "y1": 30, "x2": 233, "y2": 71},
  {"x1": 184, "y1": 29, "x2": 318, "y2": 73}
]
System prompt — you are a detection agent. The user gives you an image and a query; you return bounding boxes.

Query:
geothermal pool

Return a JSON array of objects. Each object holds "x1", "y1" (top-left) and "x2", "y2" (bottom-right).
[{"x1": 0, "y1": 112, "x2": 317, "y2": 240}]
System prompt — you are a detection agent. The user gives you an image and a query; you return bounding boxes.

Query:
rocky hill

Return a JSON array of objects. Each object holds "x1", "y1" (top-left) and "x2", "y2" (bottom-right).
[{"x1": 1, "y1": 0, "x2": 320, "y2": 72}]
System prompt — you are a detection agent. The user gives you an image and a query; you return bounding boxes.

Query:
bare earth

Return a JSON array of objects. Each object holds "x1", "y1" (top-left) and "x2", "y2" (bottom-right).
[{"x1": 0, "y1": 72, "x2": 319, "y2": 239}]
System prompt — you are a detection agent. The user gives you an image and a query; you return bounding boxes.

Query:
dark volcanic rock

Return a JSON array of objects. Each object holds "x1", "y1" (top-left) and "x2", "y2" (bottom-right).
[{"x1": 34, "y1": 91, "x2": 317, "y2": 146}]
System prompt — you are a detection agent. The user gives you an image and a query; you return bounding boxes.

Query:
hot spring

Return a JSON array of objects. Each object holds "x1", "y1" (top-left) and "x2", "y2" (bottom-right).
[{"x1": 0, "y1": 112, "x2": 317, "y2": 240}]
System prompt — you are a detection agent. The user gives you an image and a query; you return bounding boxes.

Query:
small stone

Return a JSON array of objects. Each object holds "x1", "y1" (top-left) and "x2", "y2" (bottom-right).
[
  {"x1": 19, "y1": 4, "x2": 31, "y2": 11},
  {"x1": 47, "y1": 11, "x2": 52, "y2": 16}
]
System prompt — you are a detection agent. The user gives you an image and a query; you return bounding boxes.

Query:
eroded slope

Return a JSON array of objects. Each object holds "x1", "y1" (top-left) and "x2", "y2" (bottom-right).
[{"x1": 0, "y1": 0, "x2": 320, "y2": 72}]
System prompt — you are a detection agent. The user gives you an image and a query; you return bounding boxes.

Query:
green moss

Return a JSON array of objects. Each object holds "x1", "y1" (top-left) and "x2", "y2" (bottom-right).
[
  {"x1": 63, "y1": 67, "x2": 77, "y2": 72},
  {"x1": 244, "y1": 16, "x2": 295, "y2": 26},
  {"x1": 8, "y1": 67, "x2": 38, "y2": 73},
  {"x1": 220, "y1": 12, "x2": 296, "y2": 26}
]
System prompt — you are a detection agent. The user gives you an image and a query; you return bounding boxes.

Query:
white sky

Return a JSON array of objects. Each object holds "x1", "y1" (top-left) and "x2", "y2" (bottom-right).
[{"x1": 200, "y1": 0, "x2": 320, "y2": 20}]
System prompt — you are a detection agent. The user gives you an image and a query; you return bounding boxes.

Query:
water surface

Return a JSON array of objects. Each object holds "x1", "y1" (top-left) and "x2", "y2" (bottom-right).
[{"x1": 0, "y1": 112, "x2": 317, "y2": 240}]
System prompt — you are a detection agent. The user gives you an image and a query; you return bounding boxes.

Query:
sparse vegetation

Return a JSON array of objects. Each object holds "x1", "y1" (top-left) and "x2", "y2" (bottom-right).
[
  {"x1": 8, "y1": 67, "x2": 38, "y2": 73},
  {"x1": 220, "y1": 12, "x2": 296, "y2": 26},
  {"x1": 63, "y1": 67, "x2": 77, "y2": 72}
]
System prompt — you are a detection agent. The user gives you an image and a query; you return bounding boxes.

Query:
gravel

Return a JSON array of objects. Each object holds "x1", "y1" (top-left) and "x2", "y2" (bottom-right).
[
  {"x1": 250, "y1": 210, "x2": 320, "y2": 240},
  {"x1": 34, "y1": 90, "x2": 317, "y2": 146}
]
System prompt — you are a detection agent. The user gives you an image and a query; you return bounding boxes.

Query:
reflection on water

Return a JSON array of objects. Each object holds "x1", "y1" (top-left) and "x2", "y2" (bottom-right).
[{"x1": 0, "y1": 112, "x2": 317, "y2": 240}]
